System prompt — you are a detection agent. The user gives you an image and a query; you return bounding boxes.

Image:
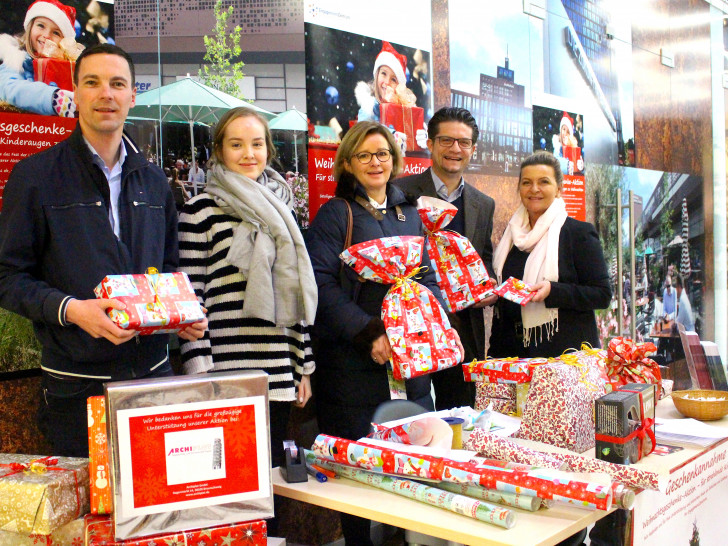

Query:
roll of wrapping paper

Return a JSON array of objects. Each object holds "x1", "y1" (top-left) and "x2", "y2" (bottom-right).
[
  {"x1": 464, "y1": 429, "x2": 568, "y2": 470},
  {"x1": 312, "y1": 434, "x2": 615, "y2": 510},
  {"x1": 465, "y1": 428, "x2": 657, "y2": 495},
  {"x1": 304, "y1": 452, "x2": 515, "y2": 529},
  {"x1": 437, "y1": 481, "x2": 544, "y2": 512}
]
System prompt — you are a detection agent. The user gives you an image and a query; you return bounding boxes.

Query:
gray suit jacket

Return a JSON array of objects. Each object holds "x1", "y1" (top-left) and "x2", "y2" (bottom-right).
[{"x1": 394, "y1": 168, "x2": 495, "y2": 359}]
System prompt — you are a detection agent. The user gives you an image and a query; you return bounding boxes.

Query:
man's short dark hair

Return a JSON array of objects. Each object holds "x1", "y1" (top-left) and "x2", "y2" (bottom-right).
[
  {"x1": 73, "y1": 44, "x2": 136, "y2": 86},
  {"x1": 427, "y1": 107, "x2": 479, "y2": 142}
]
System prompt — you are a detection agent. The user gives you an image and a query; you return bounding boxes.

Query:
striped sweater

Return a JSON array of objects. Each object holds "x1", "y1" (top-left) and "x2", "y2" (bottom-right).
[{"x1": 178, "y1": 194, "x2": 315, "y2": 402}]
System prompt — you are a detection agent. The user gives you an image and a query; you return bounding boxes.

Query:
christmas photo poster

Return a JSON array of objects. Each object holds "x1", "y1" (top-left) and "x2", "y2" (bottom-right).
[
  {"x1": 533, "y1": 105, "x2": 586, "y2": 221},
  {"x1": 0, "y1": 0, "x2": 115, "y2": 209},
  {"x1": 304, "y1": 0, "x2": 433, "y2": 221},
  {"x1": 116, "y1": 396, "x2": 269, "y2": 517}
]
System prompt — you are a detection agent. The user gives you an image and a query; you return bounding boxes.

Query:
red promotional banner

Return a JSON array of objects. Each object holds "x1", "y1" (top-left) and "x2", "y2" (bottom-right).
[
  {"x1": 561, "y1": 174, "x2": 586, "y2": 221},
  {"x1": 307, "y1": 142, "x2": 431, "y2": 223},
  {"x1": 0, "y1": 112, "x2": 77, "y2": 210}
]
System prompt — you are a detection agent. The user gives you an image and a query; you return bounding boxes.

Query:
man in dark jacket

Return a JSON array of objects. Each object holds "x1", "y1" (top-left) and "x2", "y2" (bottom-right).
[
  {"x1": 395, "y1": 107, "x2": 496, "y2": 410},
  {"x1": 0, "y1": 44, "x2": 206, "y2": 457}
]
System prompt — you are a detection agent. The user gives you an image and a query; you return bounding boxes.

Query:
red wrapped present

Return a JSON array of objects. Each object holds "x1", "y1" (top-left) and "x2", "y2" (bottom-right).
[
  {"x1": 417, "y1": 197, "x2": 493, "y2": 312},
  {"x1": 87, "y1": 396, "x2": 111, "y2": 515},
  {"x1": 462, "y1": 357, "x2": 548, "y2": 383},
  {"x1": 380, "y1": 102, "x2": 425, "y2": 152},
  {"x1": 94, "y1": 268, "x2": 204, "y2": 335},
  {"x1": 33, "y1": 58, "x2": 75, "y2": 92},
  {"x1": 84, "y1": 514, "x2": 267, "y2": 545},
  {"x1": 605, "y1": 337, "x2": 662, "y2": 393},
  {"x1": 493, "y1": 277, "x2": 535, "y2": 305},
  {"x1": 340, "y1": 236, "x2": 462, "y2": 380},
  {"x1": 517, "y1": 353, "x2": 608, "y2": 452}
]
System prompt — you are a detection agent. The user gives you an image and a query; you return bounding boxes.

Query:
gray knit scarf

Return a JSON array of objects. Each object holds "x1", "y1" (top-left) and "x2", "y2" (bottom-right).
[{"x1": 205, "y1": 162, "x2": 317, "y2": 327}]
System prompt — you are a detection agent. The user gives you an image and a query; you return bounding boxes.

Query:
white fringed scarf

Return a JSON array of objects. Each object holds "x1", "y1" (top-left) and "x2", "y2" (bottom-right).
[{"x1": 493, "y1": 198, "x2": 568, "y2": 346}]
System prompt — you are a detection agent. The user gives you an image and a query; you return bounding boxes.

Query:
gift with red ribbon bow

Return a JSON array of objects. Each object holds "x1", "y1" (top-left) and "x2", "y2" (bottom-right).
[
  {"x1": 605, "y1": 337, "x2": 662, "y2": 393},
  {"x1": 0, "y1": 454, "x2": 89, "y2": 535}
]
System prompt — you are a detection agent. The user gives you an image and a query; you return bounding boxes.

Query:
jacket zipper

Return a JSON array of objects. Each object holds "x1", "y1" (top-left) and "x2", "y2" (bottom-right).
[{"x1": 50, "y1": 201, "x2": 103, "y2": 210}]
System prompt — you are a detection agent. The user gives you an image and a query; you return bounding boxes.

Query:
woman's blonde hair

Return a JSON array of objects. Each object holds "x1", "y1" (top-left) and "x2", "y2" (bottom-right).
[
  {"x1": 211, "y1": 107, "x2": 276, "y2": 167},
  {"x1": 333, "y1": 121, "x2": 402, "y2": 200}
]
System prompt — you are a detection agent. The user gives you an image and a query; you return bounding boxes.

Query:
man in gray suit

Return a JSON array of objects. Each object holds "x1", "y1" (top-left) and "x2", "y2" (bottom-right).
[{"x1": 395, "y1": 107, "x2": 496, "y2": 410}]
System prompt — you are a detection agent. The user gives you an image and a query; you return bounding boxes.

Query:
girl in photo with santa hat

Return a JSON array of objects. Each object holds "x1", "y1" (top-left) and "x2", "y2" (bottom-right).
[
  {"x1": 355, "y1": 40, "x2": 427, "y2": 151},
  {"x1": 551, "y1": 111, "x2": 584, "y2": 175},
  {"x1": 0, "y1": 0, "x2": 77, "y2": 117}
]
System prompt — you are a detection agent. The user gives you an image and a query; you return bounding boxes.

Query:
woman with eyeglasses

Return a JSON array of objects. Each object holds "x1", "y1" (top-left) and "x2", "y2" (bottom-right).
[{"x1": 306, "y1": 121, "x2": 460, "y2": 545}]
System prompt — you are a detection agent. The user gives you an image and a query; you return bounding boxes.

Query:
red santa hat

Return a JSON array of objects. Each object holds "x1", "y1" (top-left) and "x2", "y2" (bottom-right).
[
  {"x1": 24, "y1": 0, "x2": 76, "y2": 41},
  {"x1": 559, "y1": 112, "x2": 574, "y2": 135},
  {"x1": 373, "y1": 41, "x2": 407, "y2": 86}
]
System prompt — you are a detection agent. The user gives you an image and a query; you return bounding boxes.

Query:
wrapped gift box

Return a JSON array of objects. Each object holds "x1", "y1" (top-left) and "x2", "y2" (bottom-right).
[
  {"x1": 341, "y1": 236, "x2": 462, "y2": 380},
  {"x1": 87, "y1": 396, "x2": 111, "y2": 515},
  {"x1": 84, "y1": 514, "x2": 267, "y2": 545},
  {"x1": 475, "y1": 382, "x2": 516, "y2": 413},
  {"x1": 380, "y1": 102, "x2": 425, "y2": 152},
  {"x1": 33, "y1": 58, "x2": 75, "y2": 92},
  {"x1": 463, "y1": 358, "x2": 548, "y2": 384},
  {"x1": 0, "y1": 455, "x2": 89, "y2": 535},
  {"x1": 105, "y1": 371, "x2": 273, "y2": 540},
  {"x1": 0, "y1": 517, "x2": 84, "y2": 545},
  {"x1": 493, "y1": 277, "x2": 535, "y2": 305},
  {"x1": 517, "y1": 358, "x2": 608, "y2": 452},
  {"x1": 417, "y1": 196, "x2": 493, "y2": 312},
  {"x1": 94, "y1": 269, "x2": 204, "y2": 335}
]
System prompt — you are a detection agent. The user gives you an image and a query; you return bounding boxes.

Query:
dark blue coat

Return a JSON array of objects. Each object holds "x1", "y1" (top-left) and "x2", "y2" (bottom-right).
[{"x1": 306, "y1": 183, "x2": 444, "y2": 407}]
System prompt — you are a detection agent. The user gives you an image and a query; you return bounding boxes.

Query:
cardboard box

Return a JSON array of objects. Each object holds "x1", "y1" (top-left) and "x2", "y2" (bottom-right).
[{"x1": 105, "y1": 371, "x2": 272, "y2": 540}]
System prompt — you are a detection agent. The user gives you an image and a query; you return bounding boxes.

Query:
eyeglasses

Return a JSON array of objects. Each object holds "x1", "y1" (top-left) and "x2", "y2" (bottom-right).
[
  {"x1": 434, "y1": 136, "x2": 474, "y2": 149},
  {"x1": 352, "y1": 150, "x2": 392, "y2": 164}
]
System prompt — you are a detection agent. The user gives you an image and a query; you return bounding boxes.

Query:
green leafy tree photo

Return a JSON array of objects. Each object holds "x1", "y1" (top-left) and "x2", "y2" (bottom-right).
[{"x1": 199, "y1": 0, "x2": 247, "y2": 99}]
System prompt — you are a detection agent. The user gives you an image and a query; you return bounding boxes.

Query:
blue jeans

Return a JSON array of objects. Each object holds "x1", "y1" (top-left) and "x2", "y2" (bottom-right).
[{"x1": 38, "y1": 362, "x2": 174, "y2": 457}]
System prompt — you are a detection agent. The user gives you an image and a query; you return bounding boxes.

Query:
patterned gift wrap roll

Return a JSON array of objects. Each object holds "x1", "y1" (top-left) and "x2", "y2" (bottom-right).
[
  {"x1": 312, "y1": 434, "x2": 615, "y2": 510},
  {"x1": 341, "y1": 236, "x2": 462, "y2": 380},
  {"x1": 437, "y1": 481, "x2": 544, "y2": 512},
  {"x1": 464, "y1": 429, "x2": 567, "y2": 470},
  {"x1": 417, "y1": 196, "x2": 493, "y2": 312},
  {"x1": 307, "y1": 454, "x2": 515, "y2": 529},
  {"x1": 0, "y1": 454, "x2": 89, "y2": 535},
  {"x1": 465, "y1": 428, "x2": 660, "y2": 493}
]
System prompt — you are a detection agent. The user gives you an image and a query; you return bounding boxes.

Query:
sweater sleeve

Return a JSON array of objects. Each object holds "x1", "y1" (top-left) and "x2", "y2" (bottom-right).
[
  {"x1": 177, "y1": 200, "x2": 214, "y2": 373},
  {"x1": 545, "y1": 221, "x2": 612, "y2": 311}
]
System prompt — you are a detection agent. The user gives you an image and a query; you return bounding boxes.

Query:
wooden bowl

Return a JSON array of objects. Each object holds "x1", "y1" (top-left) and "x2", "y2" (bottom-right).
[{"x1": 671, "y1": 390, "x2": 728, "y2": 421}]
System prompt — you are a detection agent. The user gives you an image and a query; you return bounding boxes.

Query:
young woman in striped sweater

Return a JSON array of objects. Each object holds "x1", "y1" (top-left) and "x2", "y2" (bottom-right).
[{"x1": 178, "y1": 107, "x2": 318, "y2": 471}]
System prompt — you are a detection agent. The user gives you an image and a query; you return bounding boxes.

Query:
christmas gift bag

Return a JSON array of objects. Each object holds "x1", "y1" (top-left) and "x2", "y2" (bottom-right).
[
  {"x1": 517, "y1": 354, "x2": 608, "y2": 452},
  {"x1": 605, "y1": 337, "x2": 662, "y2": 394},
  {"x1": 340, "y1": 236, "x2": 462, "y2": 381},
  {"x1": 0, "y1": 455, "x2": 89, "y2": 535},
  {"x1": 416, "y1": 196, "x2": 493, "y2": 312},
  {"x1": 94, "y1": 267, "x2": 204, "y2": 335},
  {"x1": 87, "y1": 396, "x2": 111, "y2": 515},
  {"x1": 84, "y1": 514, "x2": 267, "y2": 545}
]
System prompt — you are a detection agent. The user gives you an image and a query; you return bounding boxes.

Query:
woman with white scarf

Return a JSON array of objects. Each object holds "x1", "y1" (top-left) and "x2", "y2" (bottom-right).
[
  {"x1": 178, "y1": 107, "x2": 317, "y2": 476},
  {"x1": 489, "y1": 152, "x2": 610, "y2": 358}
]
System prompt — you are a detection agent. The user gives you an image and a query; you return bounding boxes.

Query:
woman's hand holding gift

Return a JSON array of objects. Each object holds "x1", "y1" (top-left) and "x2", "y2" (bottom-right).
[{"x1": 528, "y1": 280, "x2": 551, "y2": 303}]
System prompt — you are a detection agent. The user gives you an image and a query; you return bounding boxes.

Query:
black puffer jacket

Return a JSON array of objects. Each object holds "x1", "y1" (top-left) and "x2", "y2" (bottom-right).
[
  {"x1": 0, "y1": 125, "x2": 178, "y2": 379},
  {"x1": 306, "y1": 183, "x2": 445, "y2": 405}
]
